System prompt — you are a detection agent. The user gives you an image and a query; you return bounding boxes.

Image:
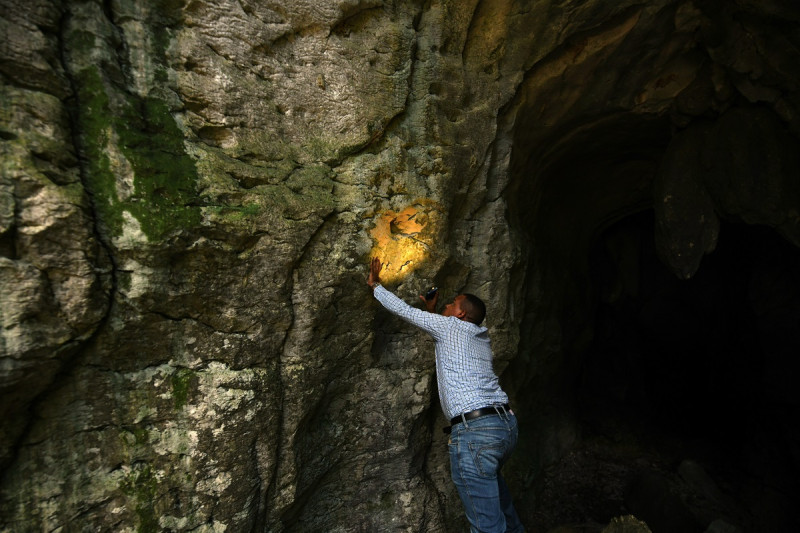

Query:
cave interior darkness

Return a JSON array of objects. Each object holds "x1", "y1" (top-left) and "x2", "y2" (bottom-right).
[
  {"x1": 582, "y1": 214, "x2": 800, "y2": 527},
  {"x1": 505, "y1": 112, "x2": 800, "y2": 532},
  {"x1": 584, "y1": 212, "x2": 800, "y2": 454}
]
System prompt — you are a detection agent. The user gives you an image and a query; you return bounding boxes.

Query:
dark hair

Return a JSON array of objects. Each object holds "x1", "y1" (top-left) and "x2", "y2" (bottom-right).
[{"x1": 461, "y1": 293, "x2": 486, "y2": 325}]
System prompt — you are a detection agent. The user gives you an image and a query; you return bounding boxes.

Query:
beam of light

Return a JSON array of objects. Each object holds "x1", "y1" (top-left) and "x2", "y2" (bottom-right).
[{"x1": 369, "y1": 205, "x2": 432, "y2": 283}]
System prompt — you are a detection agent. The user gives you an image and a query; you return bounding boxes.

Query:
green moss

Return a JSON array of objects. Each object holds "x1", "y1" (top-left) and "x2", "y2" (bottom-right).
[
  {"x1": 69, "y1": 29, "x2": 98, "y2": 51},
  {"x1": 121, "y1": 464, "x2": 159, "y2": 533},
  {"x1": 207, "y1": 202, "x2": 262, "y2": 221},
  {"x1": 117, "y1": 270, "x2": 132, "y2": 293},
  {"x1": 67, "y1": 4, "x2": 200, "y2": 241},
  {"x1": 74, "y1": 68, "x2": 121, "y2": 235},
  {"x1": 239, "y1": 203, "x2": 261, "y2": 216},
  {"x1": 262, "y1": 158, "x2": 298, "y2": 182},
  {"x1": 306, "y1": 135, "x2": 342, "y2": 162},
  {"x1": 380, "y1": 491, "x2": 394, "y2": 509},
  {"x1": 117, "y1": 95, "x2": 201, "y2": 239},
  {"x1": 171, "y1": 368, "x2": 194, "y2": 410},
  {"x1": 286, "y1": 164, "x2": 331, "y2": 190},
  {"x1": 73, "y1": 67, "x2": 201, "y2": 241},
  {"x1": 133, "y1": 427, "x2": 150, "y2": 445}
]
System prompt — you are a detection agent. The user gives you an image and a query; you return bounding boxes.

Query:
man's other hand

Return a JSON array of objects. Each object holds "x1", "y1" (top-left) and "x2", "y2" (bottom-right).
[{"x1": 419, "y1": 290, "x2": 438, "y2": 312}]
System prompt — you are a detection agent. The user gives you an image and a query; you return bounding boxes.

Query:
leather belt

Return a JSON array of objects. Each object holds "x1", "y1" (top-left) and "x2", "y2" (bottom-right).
[{"x1": 443, "y1": 404, "x2": 511, "y2": 434}]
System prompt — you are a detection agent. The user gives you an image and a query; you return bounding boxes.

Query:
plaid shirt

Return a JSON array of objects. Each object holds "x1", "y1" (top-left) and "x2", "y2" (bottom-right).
[{"x1": 373, "y1": 285, "x2": 508, "y2": 420}]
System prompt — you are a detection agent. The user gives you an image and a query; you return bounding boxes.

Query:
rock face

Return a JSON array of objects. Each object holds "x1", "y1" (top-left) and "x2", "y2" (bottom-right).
[{"x1": 1, "y1": 1, "x2": 799, "y2": 532}]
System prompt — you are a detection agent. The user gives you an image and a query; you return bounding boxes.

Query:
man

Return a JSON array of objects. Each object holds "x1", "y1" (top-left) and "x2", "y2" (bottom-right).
[{"x1": 367, "y1": 257, "x2": 524, "y2": 533}]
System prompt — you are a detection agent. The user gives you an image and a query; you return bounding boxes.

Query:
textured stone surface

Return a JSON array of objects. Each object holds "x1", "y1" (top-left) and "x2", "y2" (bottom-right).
[{"x1": 2, "y1": 0, "x2": 800, "y2": 532}]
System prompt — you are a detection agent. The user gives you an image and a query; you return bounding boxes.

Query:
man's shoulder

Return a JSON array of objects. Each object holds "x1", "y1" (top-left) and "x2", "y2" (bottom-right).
[{"x1": 449, "y1": 318, "x2": 488, "y2": 335}]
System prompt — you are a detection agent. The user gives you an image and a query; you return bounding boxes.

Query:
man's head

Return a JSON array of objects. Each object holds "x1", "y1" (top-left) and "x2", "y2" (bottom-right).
[{"x1": 443, "y1": 293, "x2": 486, "y2": 325}]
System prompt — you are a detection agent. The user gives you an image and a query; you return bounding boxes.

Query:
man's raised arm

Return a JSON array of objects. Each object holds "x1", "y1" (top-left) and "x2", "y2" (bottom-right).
[{"x1": 367, "y1": 257, "x2": 446, "y2": 339}]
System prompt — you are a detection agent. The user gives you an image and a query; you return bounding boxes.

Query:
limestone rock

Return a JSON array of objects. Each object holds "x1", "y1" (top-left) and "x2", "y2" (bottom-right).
[
  {"x1": 2, "y1": 0, "x2": 800, "y2": 532},
  {"x1": 601, "y1": 515, "x2": 652, "y2": 533}
]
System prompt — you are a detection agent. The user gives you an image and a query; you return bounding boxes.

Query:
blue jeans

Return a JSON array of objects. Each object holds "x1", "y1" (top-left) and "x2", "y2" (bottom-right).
[{"x1": 448, "y1": 411, "x2": 524, "y2": 533}]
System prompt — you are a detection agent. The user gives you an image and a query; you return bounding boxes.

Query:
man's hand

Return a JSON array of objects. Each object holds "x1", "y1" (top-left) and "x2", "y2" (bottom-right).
[
  {"x1": 367, "y1": 257, "x2": 382, "y2": 289},
  {"x1": 419, "y1": 290, "x2": 438, "y2": 313}
]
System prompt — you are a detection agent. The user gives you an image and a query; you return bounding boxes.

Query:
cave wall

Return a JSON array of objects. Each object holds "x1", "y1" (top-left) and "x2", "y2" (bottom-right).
[
  {"x1": 1, "y1": 1, "x2": 522, "y2": 530},
  {"x1": 2, "y1": 0, "x2": 800, "y2": 532}
]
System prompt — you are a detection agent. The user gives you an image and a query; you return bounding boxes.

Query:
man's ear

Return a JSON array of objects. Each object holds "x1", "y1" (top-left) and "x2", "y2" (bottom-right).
[{"x1": 455, "y1": 308, "x2": 467, "y2": 320}]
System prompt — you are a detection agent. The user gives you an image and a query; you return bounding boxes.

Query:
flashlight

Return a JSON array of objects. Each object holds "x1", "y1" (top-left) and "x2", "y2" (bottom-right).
[{"x1": 425, "y1": 286, "x2": 438, "y2": 300}]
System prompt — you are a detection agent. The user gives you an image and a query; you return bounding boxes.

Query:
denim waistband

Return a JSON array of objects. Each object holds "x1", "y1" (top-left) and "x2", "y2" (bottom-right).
[{"x1": 443, "y1": 404, "x2": 512, "y2": 434}]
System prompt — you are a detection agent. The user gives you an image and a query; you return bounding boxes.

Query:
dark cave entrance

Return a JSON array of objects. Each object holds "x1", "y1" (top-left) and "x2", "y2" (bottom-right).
[
  {"x1": 503, "y1": 105, "x2": 800, "y2": 531},
  {"x1": 485, "y1": 0, "x2": 800, "y2": 525},
  {"x1": 575, "y1": 211, "x2": 800, "y2": 531}
]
